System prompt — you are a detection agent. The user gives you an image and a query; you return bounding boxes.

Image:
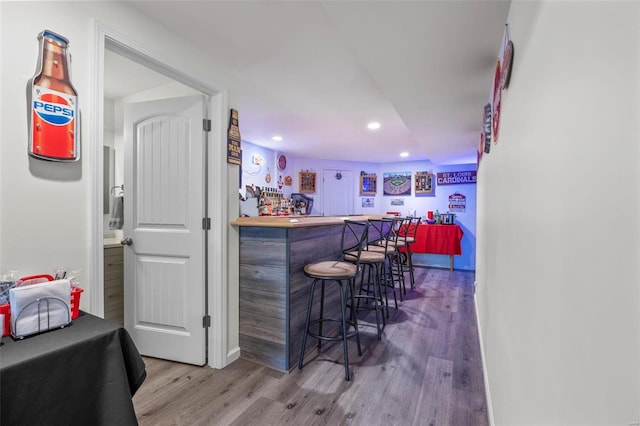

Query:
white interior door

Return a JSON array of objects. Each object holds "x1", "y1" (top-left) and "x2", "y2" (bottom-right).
[
  {"x1": 322, "y1": 169, "x2": 354, "y2": 216},
  {"x1": 123, "y1": 95, "x2": 206, "y2": 365}
]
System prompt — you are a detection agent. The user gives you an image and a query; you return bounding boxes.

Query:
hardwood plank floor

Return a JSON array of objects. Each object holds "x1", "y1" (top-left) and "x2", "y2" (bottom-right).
[{"x1": 133, "y1": 267, "x2": 488, "y2": 426}]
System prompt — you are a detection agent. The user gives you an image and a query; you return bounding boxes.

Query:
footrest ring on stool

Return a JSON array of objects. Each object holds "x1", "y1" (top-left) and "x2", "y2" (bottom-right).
[{"x1": 307, "y1": 318, "x2": 359, "y2": 342}]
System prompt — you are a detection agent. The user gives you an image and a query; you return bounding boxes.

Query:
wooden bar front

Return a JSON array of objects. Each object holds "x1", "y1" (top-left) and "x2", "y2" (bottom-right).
[{"x1": 234, "y1": 215, "x2": 385, "y2": 372}]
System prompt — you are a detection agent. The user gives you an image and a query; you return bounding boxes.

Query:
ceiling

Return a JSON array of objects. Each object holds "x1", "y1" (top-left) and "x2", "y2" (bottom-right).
[{"x1": 119, "y1": 1, "x2": 510, "y2": 165}]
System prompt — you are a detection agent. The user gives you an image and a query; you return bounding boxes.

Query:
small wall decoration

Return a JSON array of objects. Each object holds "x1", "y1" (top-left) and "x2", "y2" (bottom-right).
[
  {"x1": 277, "y1": 154, "x2": 287, "y2": 171},
  {"x1": 29, "y1": 30, "x2": 79, "y2": 162},
  {"x1": 448, "y1": 192, "x2": 467, "y2": 212},
  {"x1": 492, "y1": 60, "x2": 502, "y2": 144},
  {"x1": 437, "y1": 171, "x2": 477, "y2": 185},
  {"x1": 227, "y1": 109, "x2": 242, "y2": 165},
  {"x1": 501, "y1": 24, "x2": 514, "y2": 90},
  {"x1": 390, "y1": 199, "x2": 404, "y2": 206},
  {"x1": 362, "y1": 198, "x2": 374, "y2": 208},
  {"x1": 383, "y1": 172, "x2": 411, "y2": 196},
  {"x1": 501, "y1": 41, "x2": 514, "y2": 90},
  {"x1": 483, "y1": 103, "x2": 492, "y2": 153},
  {"x1": 251, "y1": 154, "x2": 264, "y2": 166},
  {"x1": 284, "y1": 175, "x2": 293, "y2": 186}
]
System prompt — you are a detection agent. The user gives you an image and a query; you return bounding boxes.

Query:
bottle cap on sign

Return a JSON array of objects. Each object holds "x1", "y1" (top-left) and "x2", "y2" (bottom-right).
[{"x1": 41, "y1": 30, "x2": 69, "y2": 44}]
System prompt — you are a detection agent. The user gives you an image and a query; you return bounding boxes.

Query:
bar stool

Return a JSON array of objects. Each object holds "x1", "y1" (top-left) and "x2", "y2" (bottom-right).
[
  {"x1": 365, "y1": 218, "x2": 399, "y2": 317},
  {"x1": 348, "y1": 221, "x2": 388, "y2": 339},
  {"x1": 298, "y1": 220, "x2": 369, "y2": 381},
  {"x1": 403, "y1": 216, "x2": 421, "y2": 290},
  {"x1": 387, "y1": 216, "x2": 409, "y2": 299}
]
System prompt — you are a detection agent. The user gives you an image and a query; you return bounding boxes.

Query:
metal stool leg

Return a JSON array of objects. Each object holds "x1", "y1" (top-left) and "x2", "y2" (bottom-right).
[
  {"x1": 318, "y1": 280, "x2": 325, "y2": 349},
  {"x1": 338, "y1": 281, "x2": 350, "y2": 380},
  {"x1": 299, "y1": 279, "x2": 318, "y2": 369},
  {"x1": 372, "y1": 263, "x2": 383, "y2": 340},
  {"x1": 407, "y1": 246, "x2": 415, "y2": 290},
  {"x1": 378, "y1": 260, "x2": 391, "y2": 318},
  {"x1": 348, "y1": 277, "x2": 362, "y2": 356},
  {"x1": 353, "y1": 262, "x2": 384, "y2": 339},
  {"x1": 395, "y1": 252, "x2": 406, "y2": 298},
  {"x1": 385, "y1": 255, "x2": 398, "y2": 312}
]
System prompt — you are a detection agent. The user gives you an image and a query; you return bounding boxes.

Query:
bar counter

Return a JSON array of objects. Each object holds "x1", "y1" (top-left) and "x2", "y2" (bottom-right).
[
  {"x1": 232, "y1": 214, "x2": 387, "y2": 371},
  {"x1": 232, "y1": 214, "x2": 387, "y2": 228}
]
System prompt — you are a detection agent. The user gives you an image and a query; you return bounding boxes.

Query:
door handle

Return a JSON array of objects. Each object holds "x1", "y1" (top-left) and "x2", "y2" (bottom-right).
[{"x1": 121, "y1": 237, "x2": 133, "y2": 246}]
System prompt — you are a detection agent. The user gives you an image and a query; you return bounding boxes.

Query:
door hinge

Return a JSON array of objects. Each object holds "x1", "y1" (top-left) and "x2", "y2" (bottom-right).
[
  {"x1": 202, "y1": 217, "x2": 211, "y2": 230},
  {"x1": 203, "y1": 119, "x2": 211, "y2": 132},
  {"x1": 203, "y1": 315, "x2": 211, "y2": 328}
]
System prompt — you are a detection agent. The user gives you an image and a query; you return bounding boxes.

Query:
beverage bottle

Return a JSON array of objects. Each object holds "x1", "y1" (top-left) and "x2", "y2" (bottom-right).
[{"x1": 29, "y1": 30, "x2": 79, "y2": 161}]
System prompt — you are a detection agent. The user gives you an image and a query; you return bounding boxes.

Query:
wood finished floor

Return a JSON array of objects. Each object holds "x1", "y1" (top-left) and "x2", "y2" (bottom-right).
[{"x1": 133, "y1": 267, "x2": 488, "y2": 426}]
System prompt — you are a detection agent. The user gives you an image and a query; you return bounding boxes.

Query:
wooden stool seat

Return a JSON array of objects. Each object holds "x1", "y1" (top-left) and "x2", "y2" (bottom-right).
[
  {"x1": 386, "y1": 240, "x2": 406, "y2": 248},
  {"x1": 348, "y1": 250, "x2": 385, "y2": 263},
  {"x1": 304, "y1": 261, "x2": 357, "y2": 278},
  {"x1": 366, "y1": 244, "x2": 397, "y2": 254}
]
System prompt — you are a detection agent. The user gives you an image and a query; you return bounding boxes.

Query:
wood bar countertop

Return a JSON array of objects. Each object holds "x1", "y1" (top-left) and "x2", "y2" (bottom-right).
[{"x1": 231, "y1": 214, "x2": 390, "y2": 228}]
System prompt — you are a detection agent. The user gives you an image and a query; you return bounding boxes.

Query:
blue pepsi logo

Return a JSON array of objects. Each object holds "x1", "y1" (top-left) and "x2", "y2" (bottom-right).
[{"x1": 33, "y1": 93, "x2": 75, "y2": 126}]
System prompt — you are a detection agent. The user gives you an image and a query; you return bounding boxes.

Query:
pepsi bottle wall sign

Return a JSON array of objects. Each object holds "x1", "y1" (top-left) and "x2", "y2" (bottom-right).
[{"x1": 28, "y1": 30, "x2": 79, "y2": 162}]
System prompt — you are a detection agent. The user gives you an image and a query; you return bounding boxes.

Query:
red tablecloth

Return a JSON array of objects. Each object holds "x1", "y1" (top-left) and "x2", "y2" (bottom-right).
[{"x1": 406, "y1": 224, "x2": 463, "y2": 255}]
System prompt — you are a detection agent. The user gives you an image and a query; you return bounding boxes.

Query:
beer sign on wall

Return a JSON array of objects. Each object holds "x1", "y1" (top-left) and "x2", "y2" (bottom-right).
[
  {"x1": 28, "y1": 30, "x2": 79, "y2": 162},
  {"x1": 227, "y1": 109, "x2": 242, "y2": 166}
]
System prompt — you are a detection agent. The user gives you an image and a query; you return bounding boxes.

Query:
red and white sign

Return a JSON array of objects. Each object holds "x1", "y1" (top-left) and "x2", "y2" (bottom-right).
[{"x1": 448, "y1": 192, "x2": 466, "y2": 212}]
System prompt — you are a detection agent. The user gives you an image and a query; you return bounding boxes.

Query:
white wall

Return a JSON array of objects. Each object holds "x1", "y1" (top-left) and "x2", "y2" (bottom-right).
[
  {"x1": 240, "y1": 142, "x2": 282, "y2": 195},
  {"x1": 1, "y1": 2, "x2": 90, "y2": 282},
  {"x1": 476, "y1": 2, "x2": 640, "y2": 424},
  {"x1": 0, "y1": 1, "x2": 238, "y2": 366}
]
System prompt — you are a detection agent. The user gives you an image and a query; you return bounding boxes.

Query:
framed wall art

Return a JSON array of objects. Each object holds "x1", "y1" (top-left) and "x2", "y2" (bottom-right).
[
  {"x1": 414, "y1": 172, "x2": 434, "y2": 196},
  {"x1": 359, "y1": 173, "x2": 377, "y2": 195},
  {"x1": 383, "y1": 172, "x2": 411, "y2": 196},
  {"x1": 299, "y1": 171, "x2": 316, "y2": 193}
]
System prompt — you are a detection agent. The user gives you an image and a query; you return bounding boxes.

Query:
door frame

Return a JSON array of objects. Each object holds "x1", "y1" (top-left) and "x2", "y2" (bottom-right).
[{"x1": 89, "y1": 21, "x2": 232, "y2": 369}]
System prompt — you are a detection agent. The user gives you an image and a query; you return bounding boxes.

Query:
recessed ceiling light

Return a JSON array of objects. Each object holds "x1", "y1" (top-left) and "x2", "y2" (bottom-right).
[
  {"x1": 272, "y1": 135, "x2": 283, "y2": 141},
  {"x1": 367, "y1": 122, "x2": 381, "y2": 130},
  {"x1": 400, "y1": 152, "x2": 409, "y2": 158}
]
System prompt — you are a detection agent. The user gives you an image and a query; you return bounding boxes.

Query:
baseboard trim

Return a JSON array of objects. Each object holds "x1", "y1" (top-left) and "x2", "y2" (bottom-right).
[
  {"x1": 474, "y1": 294, "x2": 495, "y2": 426},
  {"x1": 227, "y1": 346, "x2": 241, "y2": 364}
]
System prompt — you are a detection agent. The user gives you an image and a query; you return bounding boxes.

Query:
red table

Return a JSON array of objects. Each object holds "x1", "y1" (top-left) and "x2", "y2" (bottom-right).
[{"x1": 404, "y1": 224, "x2": 463, "y2": 271}]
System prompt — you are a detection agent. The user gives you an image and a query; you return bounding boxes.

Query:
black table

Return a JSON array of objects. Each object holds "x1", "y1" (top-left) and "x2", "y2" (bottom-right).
[{"x1": 0, "y1": 312, "x2": 146, "y2": 426}]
